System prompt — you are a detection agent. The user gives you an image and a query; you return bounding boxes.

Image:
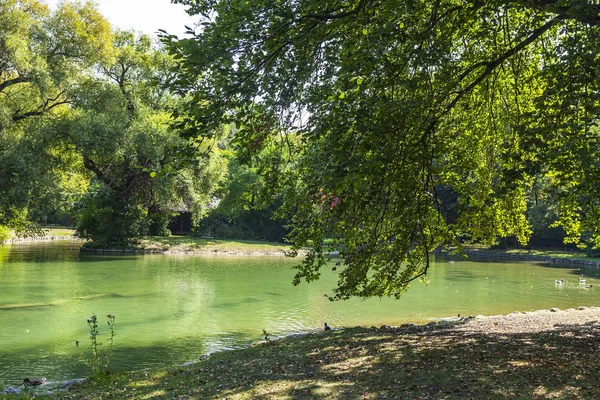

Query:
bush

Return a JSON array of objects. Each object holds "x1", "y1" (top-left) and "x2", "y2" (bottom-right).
[
  {"x1": 76, "y1": 188, "x2": 148, "y2": 247},
  {"x1": 196, "y1": 207, "x2": 288, "y2": 242},
  {"x1": 148, "y1": 212, "x2": 172, "y2": 236},
  {"x1": 0, "y1": 225, "x2": 11, "y2": 242}
]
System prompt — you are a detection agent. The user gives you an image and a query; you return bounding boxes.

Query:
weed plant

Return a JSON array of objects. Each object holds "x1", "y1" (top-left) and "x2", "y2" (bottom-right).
[{"x1": 83, "y1": 313, "x2": 116, "y2": 375}]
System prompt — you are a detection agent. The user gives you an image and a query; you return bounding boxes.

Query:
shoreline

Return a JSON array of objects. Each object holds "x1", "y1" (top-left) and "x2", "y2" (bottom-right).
[
  {"x1": 454, "y1": 247, "x2": 600, "y2": 268},
  {"x1": 79, "y1": 246, "x2": 297, "y2": 256},
  {"x1": 6, "y1": 306, "x2": 600, "y2": 398},
  {"x1": 2, "y1": 235, "x2": 80, "y2": 244},
  {"x1": 5, "y1": 237, "x2": 598, "y2": 267}
]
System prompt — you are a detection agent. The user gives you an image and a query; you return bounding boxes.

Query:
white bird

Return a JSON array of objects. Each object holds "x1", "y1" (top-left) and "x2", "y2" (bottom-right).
[
  {"x1": 579, "y1": 277, "x2": 587, "y2": 284},
  {"x1": 555, "y1": 279, "x2": 564, "y2": 285}
]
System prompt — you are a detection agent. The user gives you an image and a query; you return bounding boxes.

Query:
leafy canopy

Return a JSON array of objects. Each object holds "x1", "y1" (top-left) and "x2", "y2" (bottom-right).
[{"x1": 166, "y1": 0, "x2": 600, "y2": 299}]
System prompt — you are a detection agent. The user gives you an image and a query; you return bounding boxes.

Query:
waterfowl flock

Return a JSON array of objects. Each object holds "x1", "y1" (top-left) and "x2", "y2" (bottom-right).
[{"x1": 555, "y1": 278, "x2": 593, "y2": 289}]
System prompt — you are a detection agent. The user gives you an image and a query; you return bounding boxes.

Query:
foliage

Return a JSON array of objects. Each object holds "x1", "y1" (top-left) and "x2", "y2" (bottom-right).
[
  {"x1": 197, "y1": 206, "x2": 288, "y2": 242},
  {"x1": 0, "y1": 2, "x2": 225, "y2": 246},
  {"x1": 0, "y1": 0, "x2": 112, "y2": 131},
  {"x1": 165, "y1": 0, "x2": 600, "y2": 299},
  {"x1": 0, "y1": 225, "x2": 11, "y2": 242},
  {"x1": 196, "y1": 145, "x2": 291, "y2": 241},
  {"x1": 148, "y1": 212, "x2": 173, "y2": 237},
  {"x1": 0, "y1": 0, "x2": 109, "y2": 229},
  {"x1": 46, "y1": 30, "x2": 226, "y2": 246},
  {"x1": 76, "y1": 187, "x2": 148, "y2": 248}
]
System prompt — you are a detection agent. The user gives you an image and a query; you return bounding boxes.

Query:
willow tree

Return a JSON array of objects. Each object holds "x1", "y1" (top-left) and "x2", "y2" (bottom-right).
[
  {"x1": 164, "y1": 0, "x2": 600, "y2": 299},
  {"x1": 52, "y1": 31, "x2": 224, "y2": 246},
  {"x1": 0, "y1": 0, "x2": 111, "y2": 228}
]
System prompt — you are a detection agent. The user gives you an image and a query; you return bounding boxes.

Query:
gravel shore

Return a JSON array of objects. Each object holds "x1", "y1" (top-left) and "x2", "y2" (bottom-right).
[{"x1": 455, "y1": 306, "x2": 600, "y2": 334}]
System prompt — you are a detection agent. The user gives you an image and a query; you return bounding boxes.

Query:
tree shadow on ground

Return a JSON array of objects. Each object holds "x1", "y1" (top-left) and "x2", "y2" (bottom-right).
[{"x1": 74, "y1": 319, "x2": 600, "y2": 399}]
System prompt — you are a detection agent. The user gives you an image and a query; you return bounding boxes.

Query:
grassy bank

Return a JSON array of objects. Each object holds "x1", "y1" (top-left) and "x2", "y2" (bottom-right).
[
  {"x1": 447, "y1": 245, "x2": 600, "y2": 263},
  {"x1": 42, "y1": 227, "x2": 76, "y2": 237},
  {"x1": 7, "y1": 309, "x2": 600, "y2": 399},
  {"x1": 136, "y1": 236, "x2": 295, "y2": 254}
]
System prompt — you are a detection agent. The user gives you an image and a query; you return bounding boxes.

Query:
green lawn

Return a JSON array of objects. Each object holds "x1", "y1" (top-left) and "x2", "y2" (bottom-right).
[
  {"x1": 42, "y1": 226, "x2": 76, "y2": 237},
  {"x1": 138, "y1": 236, "x2": 295, "y2": 254},
  {"x1": 456, "y1": 245, "x2": 600, "y2": 263}
]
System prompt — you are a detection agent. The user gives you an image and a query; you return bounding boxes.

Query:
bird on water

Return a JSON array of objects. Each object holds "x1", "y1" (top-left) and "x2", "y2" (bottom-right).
[
  {"x1": 324, "y1": 323, "x2": 332, "y2": 331},
  {"x1": 23, "y1": 378, "x2": 46, "y2": 387}
]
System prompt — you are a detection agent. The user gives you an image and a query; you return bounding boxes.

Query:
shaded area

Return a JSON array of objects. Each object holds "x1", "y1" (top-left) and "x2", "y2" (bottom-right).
[{"x1": 60, "y1": 319, "x2": 600, "y2": 399}]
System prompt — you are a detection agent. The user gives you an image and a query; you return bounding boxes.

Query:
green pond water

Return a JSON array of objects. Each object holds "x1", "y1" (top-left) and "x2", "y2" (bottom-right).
[{"x1": 1, "y1": 241, "x2": 599, "y2": 387}]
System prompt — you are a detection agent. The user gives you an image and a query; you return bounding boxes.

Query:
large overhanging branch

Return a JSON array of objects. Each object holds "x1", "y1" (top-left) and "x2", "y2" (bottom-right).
[
  {"x1": 0, "y1": 75, "x2": 28, "y2": 93},
  {"x1": 11, "y1": 92, "x2": 69, "y2": 122},
  {"x1": 512, "y1": 0, "x2": 600, "y2": 26},
  {"x1": 447, "y1": 15, "x2": 564, "y2": 111}
]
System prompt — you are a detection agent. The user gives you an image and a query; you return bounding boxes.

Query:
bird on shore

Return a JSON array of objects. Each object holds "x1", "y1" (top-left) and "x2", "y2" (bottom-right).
[
  {"x1": 579, "y1": 277, "x2": 587, "y2": 284},
  {"x1": 324, "y1": 323, "x2": 332, "y2": 331},
  {"x1": 555, "y1": 279, "x2": 564, "y2": 285},
  {"x1": 22, "y1": 378, "x2": 46, "y2": 387}
]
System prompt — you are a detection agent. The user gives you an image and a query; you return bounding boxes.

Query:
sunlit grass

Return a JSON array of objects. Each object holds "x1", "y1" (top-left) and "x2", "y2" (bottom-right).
[
  {"x1": 139, "y1": 235, "x2": 295, "y2": 254},
  {"x1": 43, "y1": 227, "x2": 76, "y2": 237},
  {"x1": 457, "y1": 245, "x2": 600, "y2": 262}
]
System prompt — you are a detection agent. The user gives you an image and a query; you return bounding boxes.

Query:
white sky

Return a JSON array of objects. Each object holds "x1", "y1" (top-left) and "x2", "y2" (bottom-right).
[{"x1": 46, "y1": 0, "x2": 199, "y2": 38}]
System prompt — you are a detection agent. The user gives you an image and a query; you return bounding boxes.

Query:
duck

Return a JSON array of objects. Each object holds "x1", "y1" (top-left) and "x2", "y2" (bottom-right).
[
  {"x1": 579, "y1": 277, "x2": 587, "y2": 284},
  {"x1": 555, "y1": 279, "x2": 564, "y2": 285},
  {"x1": 324, "y1": 323, "x2": 332, "y2": 331},
  {"x1": 23, "y1": 378, "x2": 46, "y2": 387}
]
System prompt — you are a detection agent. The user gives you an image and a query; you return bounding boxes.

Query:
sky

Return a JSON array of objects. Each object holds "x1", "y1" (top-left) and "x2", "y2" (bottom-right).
[{"x1": 46, "y1": 0, "x2": 199, "y2": 38}]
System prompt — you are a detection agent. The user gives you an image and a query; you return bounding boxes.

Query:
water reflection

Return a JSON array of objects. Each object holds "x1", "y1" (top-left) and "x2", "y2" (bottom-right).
[{"x1": 1, "y1": 242, "x2": 599, "y2": 385}]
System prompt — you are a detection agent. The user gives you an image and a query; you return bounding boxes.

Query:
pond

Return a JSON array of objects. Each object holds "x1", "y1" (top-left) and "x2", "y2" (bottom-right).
[{"x1": 1, "y1": 241, "x2": 599, "y2": 386}]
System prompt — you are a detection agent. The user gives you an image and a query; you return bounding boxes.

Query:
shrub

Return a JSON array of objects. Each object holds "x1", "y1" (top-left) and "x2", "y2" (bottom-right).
[
  {"x1": 0, "y1": 225, "x2": 11, "y2": 242},
  {"x1": 76, "y1": 187, "x2": 148, "y2": 248}
]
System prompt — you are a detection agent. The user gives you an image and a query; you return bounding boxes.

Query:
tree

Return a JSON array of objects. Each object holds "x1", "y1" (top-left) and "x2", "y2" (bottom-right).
[
  {"x1": 197, "y1": 125, "x2": 294, "y2": 242},
  {"x1": 164, "y1": 0, "x2": 600, "y2": 299},
  {"x1": 0, "y1": 0, "x2": 111, "y2": 230},
  {"x1": 0, "y1": 0, "x2": 111, "y2": 129},
  {"x1": 55, "y1": 31, "x2": 224, "y2": 246}
]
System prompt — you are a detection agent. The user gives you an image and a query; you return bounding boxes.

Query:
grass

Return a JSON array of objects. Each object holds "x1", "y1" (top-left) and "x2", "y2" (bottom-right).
[
  {"x1": 42, "y1": 226, "x2": 76, "y2": 237},
  {"x1": 503, "y1": 248, "x2": 600, "y2": 262},
  {"x1": 456, "y1": 245, "x2": 600, "y2": 263},
  {"x1": 137, "y1": 236, "x2": 295, "y2": 254},
  {"x1": 9, "y1": 322, "x2": 600, "y2": 399}
]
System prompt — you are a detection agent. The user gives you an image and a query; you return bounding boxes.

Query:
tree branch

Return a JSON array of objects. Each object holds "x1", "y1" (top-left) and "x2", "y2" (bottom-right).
[
  {"x1": 302, "y1": 0, "x2": 368, "y2": 21},
  {"x1": 12, "y1": 95, "x2": 69, "y2": 122},
  {"x1": 0, "y1": 75, "x2": 28, "y2": 93},
  {"x1": 513, "y1": 0, "x2": 600, "y2": 26},
  {"x1": 447, "y1": 15, "x2": 564, "y2": 111}
]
